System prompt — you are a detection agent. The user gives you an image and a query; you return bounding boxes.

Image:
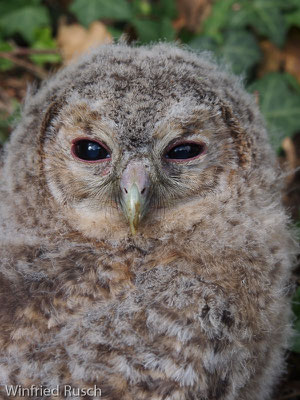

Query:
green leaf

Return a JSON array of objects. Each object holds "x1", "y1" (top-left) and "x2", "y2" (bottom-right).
[
  {"x1": 189, "y1": 36, "x2": 218, "y2": 53},
  {"x1": 250, "y1": 0, "x2": 287, "y2": 47},
  {"x1": 133, "y1": 17, "x2": 175, "y2": 43},
  {"x1": 248, "y1": 73, "x2": 300, "y2": 150},
  {"x1": 130, "y1": 0, "x2": 150, "y2": 17},
  {"x1": 292, "y1": 322, "x2": 300, "y2": 353},
  {"x1": 70, "y1": 0, "x2": 133, "y2": 27},
  {"x1": 202, "y1": 0, "x2": 235, "y2": 43},
  {"x1": 203, "y1": 0, "x2": 288, "y2": 47},
  {"x1": 0, "y1": 40, "x2": 14, "y2": 71},
  {"x1": 152, "y1": 0, "x2": 177, "y2": 19},
  {"x1": 0, "y1": 124, "x2": 10, "y2": 145},
  {"x1": 0, "y1": 0, "x2": 41, "y2": 17},
  {"x1": 139, "y1": 1, "x2": 152, "y2": 16},
  {"x1": 106, "y1": 26, "x2": 123, "y2": 40},
  {"x1": 278, "y1": 0, "x2": 300, "y2": 10},
  {"x1": 286, "y1": 9, "x2": 300, "y2": 28},
  {"x1": 190, "y1": 30, "x2": 261, "y2": 76},
  {"x1": 220, "y1": 30, "x2": 261, "y2": 76},
  {"x1": 0, "y1": 100, "x2": 21, "y2": 145},
  {"x1": 30, "y1": 28, "x2": 61, "y2": 66},
  {"x1": 133, "y1": 19, "x2": 161, "y2": 42},
  {"x1": 0, "y1": 3, "x2": 50, "y2": 43},
  {"x1": 293, "y1": 287, "x2": 300, "y2": 318},
  {"x1": 159, "y1": 17, "x2": 176, "y2": 41},
  {"x1": 131, "y1": 0, "x2": 152, "y2": 16},
  {"x1": 230, "y1": 0, "x2": 287, "y2": 47},
  {"x1": 178, "y1": 28, "x2": 196, "y2": 44}
]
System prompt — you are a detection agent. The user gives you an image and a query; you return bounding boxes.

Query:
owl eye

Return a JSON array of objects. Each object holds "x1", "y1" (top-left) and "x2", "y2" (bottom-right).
[
  {"x1": 71, "y1": 139, "x2": 111, "y2": 162},
  {"x1": 164, "y1": 142, "x2": 205, "y2": 161}
]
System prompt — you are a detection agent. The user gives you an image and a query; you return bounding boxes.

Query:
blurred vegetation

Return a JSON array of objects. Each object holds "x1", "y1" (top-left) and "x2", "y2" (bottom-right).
[
  {"x1": 0, "y1": 0, "x2": 299, "y2": 392},
  {"x1": 1, "y1": 0, "x2": 300, "y2": 149}
]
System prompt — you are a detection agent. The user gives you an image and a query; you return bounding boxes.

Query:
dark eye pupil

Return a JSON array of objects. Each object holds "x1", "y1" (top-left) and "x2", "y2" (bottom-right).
[
  {"x1": 73, "y1": 140, "x2": 110, "y2": 161},
  {"x1": 165, "y1": 143, "x2": 203, "y2": 160}
]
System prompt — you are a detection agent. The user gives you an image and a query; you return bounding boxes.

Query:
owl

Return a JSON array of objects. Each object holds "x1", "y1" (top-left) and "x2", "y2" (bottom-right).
[{"x1": 0, "y1": 43, "x2": 297, "y2": 400}]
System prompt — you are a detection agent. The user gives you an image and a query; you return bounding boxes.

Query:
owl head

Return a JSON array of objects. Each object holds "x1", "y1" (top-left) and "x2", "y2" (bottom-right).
[{"x1": 3, "y1": 43, "x2": 278, "y2": 243}]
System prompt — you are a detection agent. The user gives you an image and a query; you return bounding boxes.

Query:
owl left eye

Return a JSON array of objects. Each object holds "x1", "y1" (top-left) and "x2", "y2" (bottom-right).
[
  {"x1": 164, "y1": 142, "x2": 205, "y2": 161},
  {"x1": 71, "y1": 139, "x2": 111, "y2": 162}
]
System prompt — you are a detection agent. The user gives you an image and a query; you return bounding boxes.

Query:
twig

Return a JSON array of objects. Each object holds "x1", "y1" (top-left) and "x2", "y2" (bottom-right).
[
  {"x1": 0, "y1": 88, "x2": 15, "y2": 114},
  {"x1": 0, "y1": 48, "x2": 59, "y2": 56},
  {"x1": 282, "y1": 137, "x2": 298, "y2": 184},
  {"x1": 0, "y1": 53, "x2": 47, "y2": 79}
]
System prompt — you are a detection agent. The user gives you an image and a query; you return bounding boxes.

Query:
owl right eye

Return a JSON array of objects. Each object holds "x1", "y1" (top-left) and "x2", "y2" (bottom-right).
[{"x1": 71, "y1": 139, "x2": 111, "y2": 162}]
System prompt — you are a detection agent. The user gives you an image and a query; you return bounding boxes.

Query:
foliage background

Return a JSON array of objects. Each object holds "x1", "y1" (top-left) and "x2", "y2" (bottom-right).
[{"x1": 0, "y1": 0, "x2": 299, "y2": 398}]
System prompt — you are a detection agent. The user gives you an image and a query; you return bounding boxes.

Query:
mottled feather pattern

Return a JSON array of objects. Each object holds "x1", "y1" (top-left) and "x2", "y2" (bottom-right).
[{"x1": 0, "y1": 43, "x2": 297, "y2": 400}]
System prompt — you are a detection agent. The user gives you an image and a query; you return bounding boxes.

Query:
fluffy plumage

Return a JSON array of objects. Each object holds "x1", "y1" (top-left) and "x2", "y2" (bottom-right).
[{"x1": 0, "y1": 43, "x2": 297, "y2": 400}]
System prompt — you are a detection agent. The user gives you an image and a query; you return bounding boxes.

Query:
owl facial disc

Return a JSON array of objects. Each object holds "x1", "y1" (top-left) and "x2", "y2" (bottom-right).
[{"x1": 120, "y1": 161, "x2": 149, "y2": 235}]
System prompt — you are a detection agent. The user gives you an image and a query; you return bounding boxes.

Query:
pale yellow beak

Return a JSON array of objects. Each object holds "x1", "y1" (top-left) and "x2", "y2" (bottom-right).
[
  {"x1": 123, "y1": 183, "x2": 143, "y2": 235},
  {"x1": 120, "y1": 161, "x2": 150, "y2": 235}
]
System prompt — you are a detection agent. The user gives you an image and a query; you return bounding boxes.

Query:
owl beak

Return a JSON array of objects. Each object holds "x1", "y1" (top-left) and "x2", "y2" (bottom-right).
[
  {"x1": 123, "y1": 183, "x2": 143, "y2": 235},
  {"x1": 120, "y1": 162, "x2": 149, "y2": 235}
]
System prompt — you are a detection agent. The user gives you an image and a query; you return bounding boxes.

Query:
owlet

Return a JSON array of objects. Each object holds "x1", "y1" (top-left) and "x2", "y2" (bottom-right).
[{"x1": 0, "y1": 43, "x2": 296, "y2": 400}]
